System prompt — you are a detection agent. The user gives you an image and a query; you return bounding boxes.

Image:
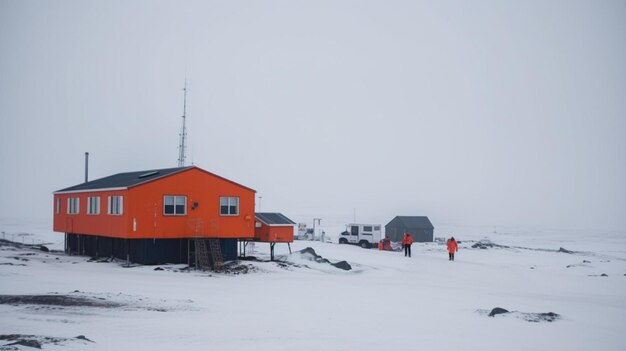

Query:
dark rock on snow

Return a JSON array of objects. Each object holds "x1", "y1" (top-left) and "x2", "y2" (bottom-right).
[
  {"x1": 6, "y1": 339, "x2": 42, "y2": 349},
  {"x1": 472, "y1": 242, "x2": 490, "y2": 249},
  {"x1": 299, "y1": 247, "x2": 320, "y2": 258},
  {"x1": 558, "y1": 247, "x2": 573, "y2": 254},
  {"x1": 525, "y1": 312, "x2": 560, "y2": 323},
  {"x1": 471, "y1": 240, "x2": 510, "y2": 250},
  {"x1": 0, "y1": 294, "x2": 123, "y2": 308},
  {"x1": 0, "y1": 334, "x2": 95, "y2": 348},
  {"x1": 39, "y1": 246, "x2": 49, "y2": 252},
  {"x1": 154, "y1": 267, "x2": 164, "y2": 271},
  {"x1": 299, "y1": 247, "x2": 352, "y2": 271},
  {"x1": 331, "y1": 261, "x2": 352, "y2": 271},
  {"x1": 486, "y1": 308, "x2": 561, "y2": 322},
  {"x1": 488, "y1": 307, "x2": 509, "y2": 317},
  {"x1": 75, "y1": 335, "x2": 94, "y2": 342}
]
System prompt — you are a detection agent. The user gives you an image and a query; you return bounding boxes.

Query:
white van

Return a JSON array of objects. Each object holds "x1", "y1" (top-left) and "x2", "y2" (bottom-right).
[{"x1": 338, "y1": 224, "x2": 382, "y2": 248}]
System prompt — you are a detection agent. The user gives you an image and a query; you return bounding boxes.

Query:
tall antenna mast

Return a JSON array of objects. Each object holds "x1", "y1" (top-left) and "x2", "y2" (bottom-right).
[{"x1": 177, "y1": 79, "x2": 188, "y2": 167}]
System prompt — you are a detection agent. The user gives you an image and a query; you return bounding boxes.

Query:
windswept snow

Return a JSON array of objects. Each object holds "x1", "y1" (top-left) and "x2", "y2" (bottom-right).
[{"x1": 1, "y1": 221, "x2": 625, "y2": 350}]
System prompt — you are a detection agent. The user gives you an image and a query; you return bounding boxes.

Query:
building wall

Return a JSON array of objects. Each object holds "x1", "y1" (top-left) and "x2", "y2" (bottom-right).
[
  {"x1": 254, "y1": 223, "x2": 294, "y2": 242},
  {"x1": 54, "y1": 168, "x2": 256, "y2": 239},
  {"x1": 53, "y1": 190, "x2": 129, "y2": 238},
  {"x1": 385, "y1": 224, "x2": 434, "y2": 242},
  {"x1": 128, "y1": 168, "x2": 255, "y2": 239}
]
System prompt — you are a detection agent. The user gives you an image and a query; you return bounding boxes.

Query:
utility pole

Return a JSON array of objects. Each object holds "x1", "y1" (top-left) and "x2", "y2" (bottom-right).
[
  {"x1": 177, "y1": 79, "x2": 188, "y2": 167},
  {"x1": 312, "y1": 218, "x2": 322, "y2": 241}
]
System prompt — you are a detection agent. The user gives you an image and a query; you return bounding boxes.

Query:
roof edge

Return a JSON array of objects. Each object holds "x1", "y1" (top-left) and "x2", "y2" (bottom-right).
[
  {"x1": 53, "y1": 166, "x2": 256, "y2": 194},
  {"x1": 255, "y1": 213, "x2": 296, "y2": 226},
  {"x1": 125, "y1": 166, "x2": 196, "y2": 190},
  {"x1": 53, "y1": 187, "x2": 128, "y2": 195},
  {"x1": 189, "y1": 167, "x2": 257, "y2": 193}
]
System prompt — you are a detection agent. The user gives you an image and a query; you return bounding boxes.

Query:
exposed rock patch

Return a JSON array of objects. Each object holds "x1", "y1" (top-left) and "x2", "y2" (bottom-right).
[
  {"x1": 0, "y1": 294, "x2": 122, "y2": 308},
  {"x1": 0, "y1": 334, "x2": 94, "y2": 349},
  {"x1": 471, "y1": 240, "x2": 510, "y2": 249},
  {"x1": 298, "y1": 247, "x2": 352, "y2": 271},
  {"x1": 219, "y1": 261, "x2": 258, "y2": 275},
  {"x1": 331, "y1": 260, "x2": 352, "y2": 271},
  {"x1": 488, "y1": 307, "x2": 509, "y2": 317},
  {"x1": 480, "y1": 308, "x2": 561, "y2": 322}
]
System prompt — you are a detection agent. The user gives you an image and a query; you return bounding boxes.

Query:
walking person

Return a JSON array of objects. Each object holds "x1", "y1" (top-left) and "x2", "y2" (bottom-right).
[
  {"x1": 402, "y1": 232, "x2": 413, "y2": 257},
  {"x1": 447, "y1": 236, "x2": 458, "y2": 261}
]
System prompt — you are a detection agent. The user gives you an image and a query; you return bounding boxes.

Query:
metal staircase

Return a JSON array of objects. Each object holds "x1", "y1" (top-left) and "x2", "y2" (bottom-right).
[
  {"x1": 187, "y1": 218, "x2": 223, "y2": 271},
  {"x1": 208, "y1": 239, "x2": 223, "y2": 270},
  {"x1": 194, "y1": 239, "x2": 211, "y2": 270}
]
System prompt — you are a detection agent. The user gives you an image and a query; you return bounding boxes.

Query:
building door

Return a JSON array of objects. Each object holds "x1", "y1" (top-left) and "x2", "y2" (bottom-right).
[{"x1": 349, "y1": 225, "x2": 359, "y2": 243}]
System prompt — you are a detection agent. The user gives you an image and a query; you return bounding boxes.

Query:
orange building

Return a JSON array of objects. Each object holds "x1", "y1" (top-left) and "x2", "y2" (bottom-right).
[{"x1": 53, "y1": 166, "x2": 257, "y2": 264}]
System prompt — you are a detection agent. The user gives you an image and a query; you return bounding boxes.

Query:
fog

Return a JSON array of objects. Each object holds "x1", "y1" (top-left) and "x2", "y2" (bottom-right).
[{"x1": 1, "y1": 0, "x2": 624, "y2": 231}]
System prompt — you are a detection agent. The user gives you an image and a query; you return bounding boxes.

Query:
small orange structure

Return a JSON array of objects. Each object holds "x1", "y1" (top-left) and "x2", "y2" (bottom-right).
[
  {"x1": 381, "y1": 236, "x2": 393, "y2": 251},
  {"x1": 251, "y1": 212, "x2": 295, "y2": 260}
]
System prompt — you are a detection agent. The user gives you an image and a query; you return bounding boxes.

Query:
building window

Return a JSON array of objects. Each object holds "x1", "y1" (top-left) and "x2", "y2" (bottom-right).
[
  {"x1": 67, "y1": 197, "x2": 79, "y2": 214},
  {"x1": 108, "y1": 196, "x2": 123, "y2": 215},
  {"x1": 363, "y1": 226, "x2": 373, "y2": 232},
  {"x1": 163, "y1": 195, "x2": 187, "y2": 215},
  {"x1": 55, "y1": 198, "x2": 60, "y2": 214},
  {"x1": 374, "y1": 226, "x2": 381, "y2": 231},
  {"x1": 87, "y1": 196, "x2": 100, "y2": 215},
  {"x1": 220, "y1": 197, "x2": 239, "y2": 216}
]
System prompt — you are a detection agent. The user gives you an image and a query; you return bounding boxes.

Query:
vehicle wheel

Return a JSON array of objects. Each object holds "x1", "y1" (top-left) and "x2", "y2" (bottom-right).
[
  {"x1": 339, "y1": 238, "x2": 348, "y2": 244},
  {"x1": 359, "y1": 241, "x2": 370, "y2": 249}
]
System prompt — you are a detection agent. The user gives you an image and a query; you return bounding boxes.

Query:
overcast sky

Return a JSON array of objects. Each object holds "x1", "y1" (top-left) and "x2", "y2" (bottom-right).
[{"x1": 1, "y1": 0, "x2": 624, "y2": 231}]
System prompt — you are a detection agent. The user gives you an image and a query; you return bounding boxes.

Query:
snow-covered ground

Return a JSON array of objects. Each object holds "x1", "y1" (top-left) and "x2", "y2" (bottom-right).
[{"x1": 1, "y1": 219, "x2": 625, "y2": 350}]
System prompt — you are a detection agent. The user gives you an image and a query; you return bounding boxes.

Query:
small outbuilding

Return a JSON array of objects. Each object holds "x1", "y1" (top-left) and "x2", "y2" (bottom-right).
[
  {"x1": 253, "y1": 212, "x2": 295, "y2": 260},
  {"x1": 254, "y1": 213, "x2": 295, "y2": 243},
  {"x1": 385, "y1": 216, "x2": 434, "y2": 242}
]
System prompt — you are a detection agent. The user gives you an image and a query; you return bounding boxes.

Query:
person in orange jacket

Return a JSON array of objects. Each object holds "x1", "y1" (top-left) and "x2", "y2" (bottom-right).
[
  {"x1": 402, "y1": 232, "x2": 414, "y2": 257},
  {"x1": 447, "y1": 236, "x2": 458, "y2": 261}
]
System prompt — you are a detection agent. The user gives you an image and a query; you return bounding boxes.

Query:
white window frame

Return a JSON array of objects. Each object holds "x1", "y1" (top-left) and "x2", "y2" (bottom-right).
[
  {"x1": 219, "y1": 196, "x2": 239, "y2": 216},
  {"x1": 163, "y1": 195, "x2": 187, "y2": 216},
  {"x1": 55, "y1": 197, "x2": 60, "y2": 214},
  {"x1": 87, "y1": 196, "x2": 100, "y2": 215},
  {"x1": 67, "y1": 197, "x2": 79, "y2": 214},
  {"x1": 108, "y1": 196, "x2": 123, "y2": 215}
]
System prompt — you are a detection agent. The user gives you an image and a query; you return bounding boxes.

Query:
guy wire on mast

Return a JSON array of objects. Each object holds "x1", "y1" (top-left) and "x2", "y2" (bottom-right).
[{"x1": 177, "y1": 80, "x2": 188, "y2": 167}]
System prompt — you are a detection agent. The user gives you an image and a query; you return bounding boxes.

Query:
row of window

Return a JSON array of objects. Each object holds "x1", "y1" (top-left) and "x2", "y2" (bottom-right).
[
  {"x1": 59, "y1": 196, "x2": 123, "y2": 215},
  {"x1": 56, "y1": 195, "x2": 240, "y2": 216},
  {"x1": 162, "y1": 196, "x2": 239, "y2": 216}
]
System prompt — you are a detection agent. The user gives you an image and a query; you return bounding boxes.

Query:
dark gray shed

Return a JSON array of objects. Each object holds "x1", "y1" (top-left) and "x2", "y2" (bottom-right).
[{"x1": 385, "y1": 216, "x2": 434, "y2": 242}]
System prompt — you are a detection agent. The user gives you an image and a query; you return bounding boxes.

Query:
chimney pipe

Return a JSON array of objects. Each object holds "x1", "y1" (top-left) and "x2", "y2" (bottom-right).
[{"x1": 85, "y1": 152, "x2": 89, "y2": 183}]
